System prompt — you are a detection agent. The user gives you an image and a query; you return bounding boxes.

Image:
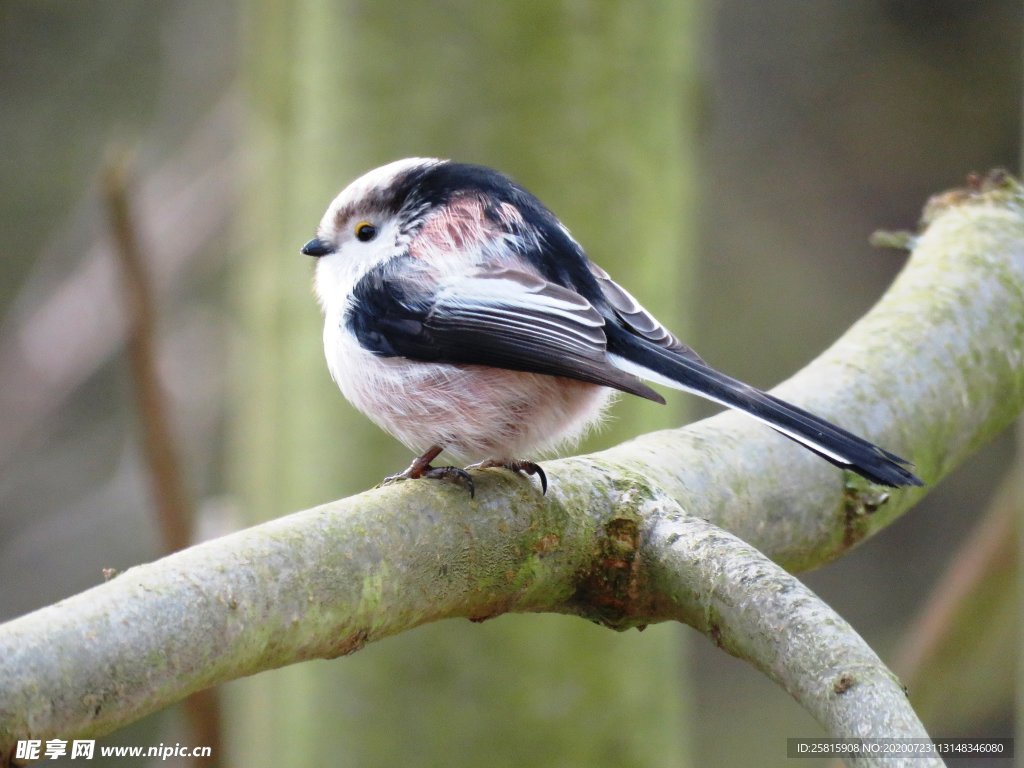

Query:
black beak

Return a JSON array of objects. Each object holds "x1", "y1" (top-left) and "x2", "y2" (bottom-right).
[{"x1": 301, "y1": 238, "x2": 335, "y2": 257}]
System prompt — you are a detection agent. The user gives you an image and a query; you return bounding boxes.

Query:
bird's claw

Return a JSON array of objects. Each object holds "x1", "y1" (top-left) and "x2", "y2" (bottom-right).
[
  {"x1": 380, "y1": 468, "x2": 475, "y2": 499},
  {"x1": 381, "y1": 453, "x2": 476, "y2": 498},
  {"x1": 382, "y1": 447, "x2": 545, "y2": 498},
  {"x1": 423, "y1": 465, "x2": 475, "y2": 497},
  {"x1": 465, "y1": 459, "x2": 547, "y2": 495},
  {"x1": 382, "y1": 466, "x2": 477, "y2": 495}
]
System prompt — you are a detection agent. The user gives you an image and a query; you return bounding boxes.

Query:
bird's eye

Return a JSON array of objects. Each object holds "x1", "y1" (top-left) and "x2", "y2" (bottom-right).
[{"x1": 354, "y1": 221, "x2": 378, "y2": 242}]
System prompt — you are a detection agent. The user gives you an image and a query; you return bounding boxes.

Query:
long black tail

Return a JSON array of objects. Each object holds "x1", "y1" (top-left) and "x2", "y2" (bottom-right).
[{"x1": 608, "y1": 330, "x2": 923, "y2": 488}]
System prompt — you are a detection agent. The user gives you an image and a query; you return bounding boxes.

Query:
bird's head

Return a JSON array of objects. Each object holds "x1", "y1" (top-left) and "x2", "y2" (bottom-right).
[{"x1": 302, "y1": 158, "x2": 574, "y2": 311}]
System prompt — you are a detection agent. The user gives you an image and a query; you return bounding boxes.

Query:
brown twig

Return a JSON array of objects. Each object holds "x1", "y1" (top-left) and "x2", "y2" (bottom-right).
[
  {"x1": 0, "y1": 96, "x2": 239, "y2": 471},
  {"x1": 890, "y1": 475, "x2": 1016, "y2": 686},
  {"x1": 102, "y1": 152, "x2": 221, "y2": 765},
  {"x1": 103, "y1": 153, "x2": 193, "y2": 552}
]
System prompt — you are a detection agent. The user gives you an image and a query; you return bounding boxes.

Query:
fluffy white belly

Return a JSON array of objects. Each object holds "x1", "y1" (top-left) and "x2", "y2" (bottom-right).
[{"x1": 324, "y1": 318, "x2": 615, "y2": 463}]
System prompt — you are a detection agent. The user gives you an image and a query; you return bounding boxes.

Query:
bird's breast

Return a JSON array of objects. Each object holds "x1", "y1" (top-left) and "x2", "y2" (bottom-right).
[{"x1": 322, "y1": 313, "x2": 614, "y2": 462}]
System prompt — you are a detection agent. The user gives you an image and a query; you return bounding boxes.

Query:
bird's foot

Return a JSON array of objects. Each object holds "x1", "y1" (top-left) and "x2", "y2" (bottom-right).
[
  {"x1": 465, "y1": 458, "x2": 547, "y2": 495},
  {"x1": 381, "y1": 448, "x2": 546, "y2": 498},
  {"x1": 381, "y1": 446, "x2": 476, "y2": 497}
]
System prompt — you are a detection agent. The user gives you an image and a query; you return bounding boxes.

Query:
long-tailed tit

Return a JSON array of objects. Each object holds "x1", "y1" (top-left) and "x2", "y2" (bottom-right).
[{"x1": 302, "y1": 158, "x2": 922, "y2": 495}]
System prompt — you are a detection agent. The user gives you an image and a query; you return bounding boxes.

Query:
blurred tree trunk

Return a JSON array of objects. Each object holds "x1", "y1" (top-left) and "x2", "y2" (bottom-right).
[{"x1": 228, "y1": 2, "x2": 700, "y2": 766}]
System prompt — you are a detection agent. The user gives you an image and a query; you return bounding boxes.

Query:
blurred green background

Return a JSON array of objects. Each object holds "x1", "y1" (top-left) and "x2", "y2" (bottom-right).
[{"x1": 0, "y1": 1, "x2": 1018, "y2": 766}]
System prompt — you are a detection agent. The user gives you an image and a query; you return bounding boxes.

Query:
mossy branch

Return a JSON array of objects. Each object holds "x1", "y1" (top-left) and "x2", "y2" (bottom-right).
[{"x1": 3, "y1": 175, "x2": 1023, "y2": 767}]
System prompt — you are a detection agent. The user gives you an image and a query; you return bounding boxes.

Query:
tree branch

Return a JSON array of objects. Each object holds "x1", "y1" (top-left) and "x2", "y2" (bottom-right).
[
  {"x1": 104, "y1": 152, "x2": 195, "y2": 554},
  {"x1": 2, "y1": 174, "x2": 1023, "y2": 765},
  {"x1": 644, "y1": 509, "x2": 941, "y2": 768},
  {"x1": 890, "y1": 455, "x2": 1017, "y2": 724},
  {"x1": 610, "y1": 171, "x2": 1024, "y2": 570},
  {"x1": 0, "y1": 96, "x2": 239, "y2": 470}
]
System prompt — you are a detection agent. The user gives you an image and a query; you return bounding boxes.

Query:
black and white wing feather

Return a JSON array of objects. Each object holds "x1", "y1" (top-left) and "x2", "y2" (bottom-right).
[
  {"x1": 588, "y1": 261, "x2": 704, "y2": 361},
  {"x1": 346, "y1": 260, "x2": 665, "y2": 403}
]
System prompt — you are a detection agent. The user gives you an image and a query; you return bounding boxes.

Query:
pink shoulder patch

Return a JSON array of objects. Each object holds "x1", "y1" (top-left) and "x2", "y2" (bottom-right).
[{"x1": 409, "y1": 197, "x2": 494, "y2": 258}]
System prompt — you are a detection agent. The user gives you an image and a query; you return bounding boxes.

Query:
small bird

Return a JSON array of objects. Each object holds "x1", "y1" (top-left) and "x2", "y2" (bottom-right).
[{"x1": 302, "y1": 158, "x2": 922, "y2": 495}]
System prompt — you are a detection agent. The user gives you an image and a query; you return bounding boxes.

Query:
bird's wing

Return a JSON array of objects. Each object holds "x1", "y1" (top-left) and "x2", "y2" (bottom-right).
[
  {"x1": 587, "y1": 262, "x2": 705, "y2": 362},
  {"x1": 346, "y1": 262, "x2": 665, "y2": 403}
]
